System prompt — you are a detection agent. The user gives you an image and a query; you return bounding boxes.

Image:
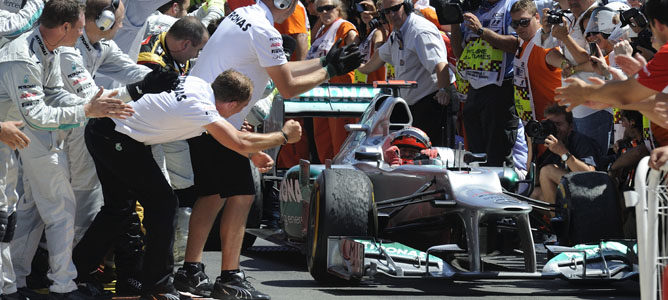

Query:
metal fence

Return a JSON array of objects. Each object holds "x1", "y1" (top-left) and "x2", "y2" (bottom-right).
[{"x1": 628, "y1": 157, "x2": 668, "y2": 300}]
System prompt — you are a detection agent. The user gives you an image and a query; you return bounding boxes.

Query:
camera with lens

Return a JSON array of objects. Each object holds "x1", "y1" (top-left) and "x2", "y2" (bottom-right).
[
  {"x1": 367, "y1": 15, "x2": 386, "y2": 30},
  {"x1": 525, "y1": 119, "x2": 558, "y2": 144},
  {"x1": 430, "y1": 0, "x2": 482, "y2": 25},
  {"x1": 620, "y1": 7, "x2": 648, "y2": 28},
  {"x1": 546, "y1": 9, "x2": 569, "y2": 25}
]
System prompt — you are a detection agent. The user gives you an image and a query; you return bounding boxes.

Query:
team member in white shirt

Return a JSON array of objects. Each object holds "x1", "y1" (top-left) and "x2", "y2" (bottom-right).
[
  {"x1": 75, "y1": 70, "x2": 301, "y2": 300},
  {"x1": 177, "y1": 0, "x2": 362, "y2": 298}
]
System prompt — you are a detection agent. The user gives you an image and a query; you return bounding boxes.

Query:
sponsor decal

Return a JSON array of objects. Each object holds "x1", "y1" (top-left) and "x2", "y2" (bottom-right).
[
  {"x1": 226, "y1": 11, "x2": 252, "y2": 31},
  {"x1": 21, "y1": 100, "x2": 38, "y2": 107},
  {"x1": 33, "y1": 35, "x2": 48, "y2": 56},
  {"x1": 279, "y1": 178, "x2": 302, "y2": 203},
  {"x1": 18, "y1": 84, "x2": 36, "y2": 90},
  {"x1": 80, "y1": 36, "x2": 92, "y2": 51},
  {"x1": 72, "y1": 77, "x2": 89, "y2": 86},
  {"x1": 174, "y1": 76, "x2": 187, "y2": 101},
  {"x1": 67, "y1": 70, "x2": 84, "y2": 78},
  {"x1": 354, "y1": 240, "x2": 443, "y2": 263},
  {"x1": 23, "y1": 75, "x2": 29, "y2": 84},
  {"x1": 75, "y1": 82, "x2": 92, "y2": 93},
  {"x1": 20, "y1": 92, "x2": 37, "y2": 99},
  {"x1": 3, "y1": 0, "x2": 22, "y2": 9},
  {"x1": 270, "y1": 42, "x2": 281, "y2": 47}
]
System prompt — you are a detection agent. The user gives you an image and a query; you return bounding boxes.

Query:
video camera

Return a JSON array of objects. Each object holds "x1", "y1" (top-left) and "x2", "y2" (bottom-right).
[
  {"x1": 546, "y1": 9, "x2": 570, "y2": 25},
  {"x1": 430, "y1": 0, "x2": 482, "y2": 25},
  {"x1": 525, "y1": 119, "x2": 558, "y2": 144}
]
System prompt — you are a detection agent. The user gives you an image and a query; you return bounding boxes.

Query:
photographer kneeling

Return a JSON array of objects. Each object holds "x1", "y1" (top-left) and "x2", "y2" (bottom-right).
[{"x1": 529, "y1": 104, "x2": 600, "y2": 204}]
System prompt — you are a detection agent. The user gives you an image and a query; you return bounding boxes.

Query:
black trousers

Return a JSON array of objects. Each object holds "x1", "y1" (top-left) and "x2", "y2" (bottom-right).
[
  {"x1": 73, "y1": 118, "x2": 177, "y2": 291},
  {"x1": 462, "y1": 79, "x2": 518, "y2": 167},
  {"x1": 410, "y1": 91, "x2": 454, "y2": 147}
]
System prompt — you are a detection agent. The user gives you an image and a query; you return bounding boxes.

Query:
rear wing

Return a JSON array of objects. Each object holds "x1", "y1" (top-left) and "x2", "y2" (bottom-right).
[{"x1": 280, "y1": 83, "x2": 380, "y2": 117}]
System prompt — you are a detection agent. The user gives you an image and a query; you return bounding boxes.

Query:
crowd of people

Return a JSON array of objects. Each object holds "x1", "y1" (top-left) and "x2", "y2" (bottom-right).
[{"x1": 0, "y1": 0, "x2": 667, "y2": 299}]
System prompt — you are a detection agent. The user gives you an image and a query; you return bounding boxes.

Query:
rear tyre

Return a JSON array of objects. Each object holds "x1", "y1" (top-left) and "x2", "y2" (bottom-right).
[{"x1": 306, "y1": 169, "x2": 376, "y2": 283}]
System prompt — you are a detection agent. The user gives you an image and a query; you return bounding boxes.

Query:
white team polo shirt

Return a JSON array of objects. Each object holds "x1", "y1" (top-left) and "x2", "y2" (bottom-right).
[
  {"x1": 190, "y1": 1, "x2": 287, "y2": 129},
  {"x1": 378, "y1": 14, "x2": 453, "y2": 105},
  {"x1": 113, "y1": 76, "x2": 223, "y2": 145}
]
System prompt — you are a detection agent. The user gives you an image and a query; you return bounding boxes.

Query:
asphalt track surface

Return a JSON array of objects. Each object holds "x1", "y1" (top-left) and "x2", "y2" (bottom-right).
[{"x1": 200, "y1": 239, "x2": 641, "y2": 300}]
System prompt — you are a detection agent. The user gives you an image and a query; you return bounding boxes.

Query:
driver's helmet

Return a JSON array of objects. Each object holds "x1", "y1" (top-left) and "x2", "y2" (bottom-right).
[{"x1": 391, "y1": 127, "x2": 432, "y2": 150}]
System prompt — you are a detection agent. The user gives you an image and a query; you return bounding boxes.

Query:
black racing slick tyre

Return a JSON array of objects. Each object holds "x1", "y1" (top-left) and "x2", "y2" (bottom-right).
[{"x1": 306, "y1": 168, "x2": 376, "y2": 283}]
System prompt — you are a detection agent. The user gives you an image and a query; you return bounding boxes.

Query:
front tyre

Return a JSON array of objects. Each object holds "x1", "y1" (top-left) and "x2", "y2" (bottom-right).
[{"x1": 306, "y1": 169, "x2": 375, "y2": 283}]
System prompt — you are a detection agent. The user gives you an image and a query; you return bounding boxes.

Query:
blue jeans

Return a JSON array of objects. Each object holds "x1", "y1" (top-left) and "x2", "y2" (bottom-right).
[{"x1": 572, "y1": 110, "x2": 613, "y2": 156}]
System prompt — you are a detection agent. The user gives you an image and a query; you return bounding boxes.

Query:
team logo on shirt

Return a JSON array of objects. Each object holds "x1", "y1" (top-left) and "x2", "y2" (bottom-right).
[
  {"x1": 226, "y1": 11, "x2": 252, "y2": 31},
  {"x1": 23, "y1": 75, "x2": 29, "y2": 84}
]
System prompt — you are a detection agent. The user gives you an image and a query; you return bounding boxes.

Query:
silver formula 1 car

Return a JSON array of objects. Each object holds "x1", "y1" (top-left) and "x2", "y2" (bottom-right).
[{"x1": 247, "y1": 81, "x2": 638, "y2": 284}]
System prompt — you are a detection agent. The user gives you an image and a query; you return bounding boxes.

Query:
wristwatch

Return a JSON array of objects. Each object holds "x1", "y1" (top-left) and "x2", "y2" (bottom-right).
[
  {"x1": 561, "y1": 152, "x2": 572, "y2": 162},
  {"x1": 476, "y1": 28, "x2": 484, "y2": 37}
]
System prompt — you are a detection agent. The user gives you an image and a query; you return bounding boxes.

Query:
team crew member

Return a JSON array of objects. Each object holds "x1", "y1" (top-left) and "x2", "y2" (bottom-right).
[
  {"x1": 358, "y1": 0, "x2": 455, "y2": 147},
  {"x1": 0, "y1": 118, "x2": 29, "y2": 300},
  {"x1": 274, "y1": 0, "x2": 310, "y2": 61},
  {"x1": 0, "y1": 0, "x2": 43, "y2": 45},
  {"x1": 176, "y1": 0, "x2": 362, "y2": 297},
  {"x1": 0, "y1": 122, "x2": 29, "y2": 150},
  {"x1": 138, "y1": 16, "x2": 209, "y2": 75},
  {"x1": 76, "y1": 70, "x2": 301, "y2": 300},
  {"x1": 0, "y1": 1, "x2": 133, "y2": 298},
  {"x1": 144, "y1": 0, "x2": 224, "y2": 39},
  {"x1": 137, "y1": 15, "x2": 209, "y2": 268},
  {"x1": 57, "y1": 0, "x2": 180, "y2": 295}
]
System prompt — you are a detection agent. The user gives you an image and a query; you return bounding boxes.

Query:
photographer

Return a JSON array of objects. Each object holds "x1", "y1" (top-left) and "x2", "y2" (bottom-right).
[
  {"x1": 530, "y1": 104, "x2": 599, "y2": 204},
  {"x1": 537, "y1": 0, "x2": 616, "y2": 157},
  {"x1": 449, "y1": 0, "x2": 520, "y2": 166}
]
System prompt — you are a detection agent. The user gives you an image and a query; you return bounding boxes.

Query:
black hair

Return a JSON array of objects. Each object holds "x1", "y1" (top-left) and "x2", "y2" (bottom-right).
[
  {"x1": 167, "y1": 16, "x2": 209, "y2": 46},
  {"x1": 39, "y1": 0, "x2": 85, "y2": 29},
  {"x1": 158, "y1": 0, "x2": 189, "y2": 13},
  {"x1": 544, "y1": 104, "x2": 573, "y2": 124},
  {"x1": 621, "y1": 110, "x2": 644, "y2": 131},
  {"x1": 644, "y1": 0, "x2": 668, "y2": 26}
]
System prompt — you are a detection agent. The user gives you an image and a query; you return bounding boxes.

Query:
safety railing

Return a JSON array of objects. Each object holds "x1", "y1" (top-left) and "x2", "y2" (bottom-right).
[{"x1": 627, "y1": 157, "x2": 668, "y2": 300}]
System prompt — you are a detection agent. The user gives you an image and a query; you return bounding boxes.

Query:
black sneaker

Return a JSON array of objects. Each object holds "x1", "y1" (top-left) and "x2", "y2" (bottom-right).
[
  {"x1": 2, "y1": 291, "x2": 28, "y2": 300},
  {"x1": 16, "y1": 288, "x2": 44, "y2": 300},
  {"x1": 48, "y1": 290, "x2": 95, "y2": 300},
  {"x1": 115, "y1": 277, "x2": 143, "y2": 296},
  {"x1": 141, "y1": 276, "x2": 190, "y2": 300},
  {"x1": 174, "y1": 263, "x2": 213, "y2": 297},
  {"x1": 77, "y1": 281, "x2": 112, "y2": 299},
  {"x1": 211, "y1": 272, "x2": 270, "y2": 300}
]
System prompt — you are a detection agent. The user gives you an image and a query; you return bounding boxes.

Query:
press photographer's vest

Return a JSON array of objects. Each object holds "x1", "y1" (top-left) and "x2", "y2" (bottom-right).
[
  {"x1": 455, "y1": 0, "x2": 509, "y2": 90},
  {"x1": 513, "y1": 39, "x2": 536, "y2": 122}
]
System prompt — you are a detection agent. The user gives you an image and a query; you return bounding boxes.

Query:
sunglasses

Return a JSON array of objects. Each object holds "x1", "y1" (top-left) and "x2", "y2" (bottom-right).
[
  {"x1": 317, "y1": 4, "x2": 337, "y2": 12},
  {"x1": 382, "y1": 3, "x2": 403, "y2": 14},
  {"x1": 510, "y1": 18, "x2": 532, "y2": 29}
]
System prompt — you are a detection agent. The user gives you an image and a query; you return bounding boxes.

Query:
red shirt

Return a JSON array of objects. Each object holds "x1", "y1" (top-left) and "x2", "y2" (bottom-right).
[{"x1": 638, "y1": 42, "x2": 668, "y2": 93}]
